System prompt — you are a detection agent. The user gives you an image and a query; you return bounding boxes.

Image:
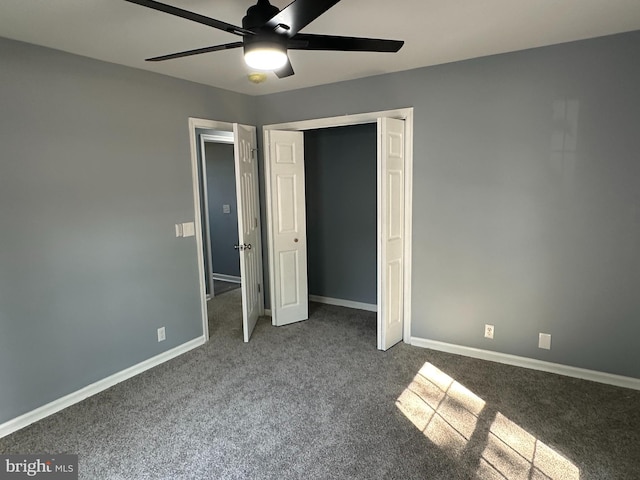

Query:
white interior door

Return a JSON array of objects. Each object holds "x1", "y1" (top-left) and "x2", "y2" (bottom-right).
[
  {"x1": 266, "y1": 130, "x2": 308, "y2": 326},
  {"x1": 233, "y1": 124, "x2": 263, "y2": 342},
  {"x1": 377, "y1": 117, "x2": 405, "y2": 350}
]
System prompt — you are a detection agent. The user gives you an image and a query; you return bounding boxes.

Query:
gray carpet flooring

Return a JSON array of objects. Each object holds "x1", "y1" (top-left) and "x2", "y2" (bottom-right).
[
  {"x1": 213, "y1": 280, "x2": 241, "y2": 296},
  {"x1": 1, "y1": 289, "x2": 639, "y2": 479}
]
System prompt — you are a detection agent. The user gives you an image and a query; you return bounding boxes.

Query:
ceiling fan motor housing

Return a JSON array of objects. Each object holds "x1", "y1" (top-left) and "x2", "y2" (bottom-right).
[
  {"x1": 243, "y1": 31, "x2": 287, "y2": 50},
  {"x1": 242, "y1": 0, "x2": 280, "y2": 30},
  {"x1": 242, "y1": 0, "x2": 288, "y2": 71}
]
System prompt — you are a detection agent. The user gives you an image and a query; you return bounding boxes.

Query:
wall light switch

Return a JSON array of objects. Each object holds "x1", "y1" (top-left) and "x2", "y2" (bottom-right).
[
  {"x1": 223, "y1": 204, "x2": 231, "y2": 214},
  {"x1": 539, "y1": 333, "x2": 551, "y2": 350},
  {"x1": 182, "y1": 221, "x2": 195, "y2": 237},
  {"x1": 175, "y1": 223, "x2": 183, "y2": 237}
]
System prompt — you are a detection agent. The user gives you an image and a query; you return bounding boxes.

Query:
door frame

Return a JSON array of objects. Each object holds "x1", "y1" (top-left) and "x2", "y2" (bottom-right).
[
  {"x1": 188, "y1": 117, "x2": 253, "y2": 340},
  {"x1": 263, "y1": 107, "x2": 414, "y2": 344},
  {"x1": 199, "y1": 132, "x2": 235, "y2": 300}
]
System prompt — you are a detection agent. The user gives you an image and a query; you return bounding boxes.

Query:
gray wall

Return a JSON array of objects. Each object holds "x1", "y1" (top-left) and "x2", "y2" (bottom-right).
[
  {"x1": 0, "y1": 37, "x2": 255, "y2": 424},
  {"x1": 256, "y1": 30, "x2": 640, "y2": 379},
  {"x1": 205, "y1": 142, "x2": 240, "y2": 278},
  {"x1": 304, "y1": 124, "x2": 377, "y2": 304},
  {"x1": 2, "y1": 28, "x2": 640, "y2": 428}
]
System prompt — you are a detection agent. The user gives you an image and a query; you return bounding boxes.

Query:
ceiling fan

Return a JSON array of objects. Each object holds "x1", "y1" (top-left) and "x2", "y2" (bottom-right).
[{"x1": 124, "y1": 0, "x2": 404, "y2": 78}]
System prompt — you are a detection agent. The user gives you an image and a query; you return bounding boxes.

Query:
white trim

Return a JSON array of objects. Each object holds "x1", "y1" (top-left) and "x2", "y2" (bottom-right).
[
  {"x1": 212, "y1": 273, "x2": 242, "y2": 284},
  {"x1": 0, "y1": 336, "x2": 206, "y2": 439},
  {"x1": 199, "y1": 134, "x2": 216, "y2": 299},
  {"x1": 264, "y1": 108, "x2": 414, "y2": 131},
  {"x1": 201, "y1": 132, "x2": 234, "y2": 145},
  {"x1": 254, "y1": 127, "x2": 266, "y2": 319},
  {"x1": 263, "y1": 129, "x2": 277, "y2": 326},
  {"x1": 309, "y1": 295, "x2": 377, "y2": 312},
  {"x1": 263, "y1": 108, "x2": 413, "y2": 344},
  {"x1": 402, "y1": 112, "x2": 414, "y2": 344},
  {"x1": 411, "y1": 337, "x2": 640, "y2": 391}
]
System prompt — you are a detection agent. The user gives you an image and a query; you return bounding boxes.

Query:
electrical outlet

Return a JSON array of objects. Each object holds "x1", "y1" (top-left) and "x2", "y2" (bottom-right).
[
  {"x1": 484, "y1": 324, "x2": 494, "y2": 339},
  {"x1": 539, "y1": 333, "x2": 551, "y2": 350},
  {"x1": 157, "y1": 327, "x2": 166, "y2": 342}
]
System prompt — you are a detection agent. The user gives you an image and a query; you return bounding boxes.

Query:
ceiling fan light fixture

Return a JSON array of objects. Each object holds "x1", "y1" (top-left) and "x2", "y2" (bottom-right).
[
  {"x1": 129, "y1": 0, "x2": 405, "y2": 79},
  {"x1": 244, "y1": 42, "x2": 288, "y2": 71}
]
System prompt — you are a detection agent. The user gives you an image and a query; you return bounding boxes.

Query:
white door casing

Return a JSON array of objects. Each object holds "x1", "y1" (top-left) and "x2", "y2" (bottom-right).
[
  {"x1": 265, "y1": 130, "x2": 309, "y2": 326},
  {"x1": 198, "y1": 135, "x2": 216, "y2": 299},
  {"x1": 377, "y1": 118, "x2": 405, "y2": 350},
  {"x1": 199, "y1": 132, "x2": 235, "y2": 299},
  {"x1": 262, "y1": 108, "x2": 413, "y2": 347},
  {"x1": 233, "y1": 123, "x2": 263, "y2": 342}
]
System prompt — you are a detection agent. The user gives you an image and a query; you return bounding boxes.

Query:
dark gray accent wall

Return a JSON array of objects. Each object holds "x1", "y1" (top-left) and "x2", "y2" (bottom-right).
[
  {"x1": 304, "y1": 124, "x2": 377, "y2": 304},
  {"x1": 256, "y1": 31, "x2": 640, "y2": 379},
  {"x1": 0, "y1": 37, "x2": 255, "y2": 424},
  {"x1": 205, "y1": 142, "x2": 240, "y2": 277}
]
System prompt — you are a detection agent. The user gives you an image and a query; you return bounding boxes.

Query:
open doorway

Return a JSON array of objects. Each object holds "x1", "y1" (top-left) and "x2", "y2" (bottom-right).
[
  {"x1": 188, "y1": 118, "x2": 264, "y2": 342},
  {"x1": 263, "y1": 108, "x2": 414, "y2": 351},
  {"x1": 304, "y1": 124, "x2": 378, "y2": 312},
  {"x1": 198, "y1": 131, "x2": 242, "y2": 299}
]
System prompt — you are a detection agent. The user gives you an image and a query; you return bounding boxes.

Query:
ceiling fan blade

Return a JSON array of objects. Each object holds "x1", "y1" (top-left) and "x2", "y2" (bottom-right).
[
  {"x1": 124, "y1": 0, "x2": 254, "y2": 36},
  {"x1": 264, "y1": 0, "x2": 342, "y2": 38},
  {"x1": 275, "y1": 57, "x2": 295, "y2": 78},
  {"x1": 290, "y1": 34, "x2": 404, "y2": 52},
  {"x1": 146, "y1": 42, "x2": 243, "y2": 62}
]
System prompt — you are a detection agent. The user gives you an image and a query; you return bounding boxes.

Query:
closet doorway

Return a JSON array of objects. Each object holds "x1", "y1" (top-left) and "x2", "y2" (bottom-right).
[{"x1": 263, "y1": 108, "x2": 413, "y2": 350}]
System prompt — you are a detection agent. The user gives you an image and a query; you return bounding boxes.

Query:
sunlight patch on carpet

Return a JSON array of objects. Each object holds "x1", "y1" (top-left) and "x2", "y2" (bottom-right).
[{"x1": 396, "y1": 362, "x2": 580, "y2": 479}]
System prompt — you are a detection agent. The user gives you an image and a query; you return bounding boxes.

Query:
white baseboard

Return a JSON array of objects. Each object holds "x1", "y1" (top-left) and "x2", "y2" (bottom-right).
[
  {"x1": 411, "y1": 337, "x2": 640, "y2": 391},
  {"x1": 212, "y1": 273, "x2": 241, "y2": 283},
  {"x1": 264, "y1": 309, "x2": 272, "y2": 316},
  {"x1": 0, "y1": 336, "x2": 207, "y2": 439},
  {"x1": 309, "y1": 295, "x2": 377, "y2": 312}
]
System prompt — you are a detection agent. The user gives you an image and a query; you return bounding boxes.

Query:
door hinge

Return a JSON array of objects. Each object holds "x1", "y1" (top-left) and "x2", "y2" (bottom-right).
[
  {"x1": 251, "y1": 148, "x2": 257, "y2": 159},
  {"x1": 258, "y1": 284, "x2": 261, "y2": 293},
  {"x1": 254, "y1": 217, "x2": 258, "y2": 228}
]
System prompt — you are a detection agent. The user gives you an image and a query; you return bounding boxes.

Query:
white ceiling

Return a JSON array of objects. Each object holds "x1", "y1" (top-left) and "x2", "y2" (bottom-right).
[{"x1": 1, "y1": 0, "x2": 640, "y2": 96}]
